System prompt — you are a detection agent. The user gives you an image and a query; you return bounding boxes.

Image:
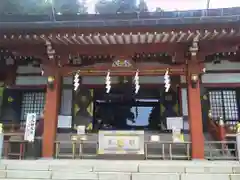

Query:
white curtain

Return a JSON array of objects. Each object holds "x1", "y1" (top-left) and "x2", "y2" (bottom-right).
[{"x1": 60, "y1": 89, "x2": 72, "y2": 115}]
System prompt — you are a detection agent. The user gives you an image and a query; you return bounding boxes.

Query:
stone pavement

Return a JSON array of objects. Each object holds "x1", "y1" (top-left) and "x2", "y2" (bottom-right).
[{"x1": 0, "y1": 160, "x2": 239, "y2": 180}]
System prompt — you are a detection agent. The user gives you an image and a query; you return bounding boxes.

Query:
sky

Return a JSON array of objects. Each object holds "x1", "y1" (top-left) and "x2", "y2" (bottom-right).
[
  {"x1": 142, "y1": 0, "x2": 240, "y2": 11},
  {"x1": 83, "y1": 0, "x2": 240, "y2": 14},
  {"x1": 127, "y1": 106, "x2": 152, "y2": 126}
]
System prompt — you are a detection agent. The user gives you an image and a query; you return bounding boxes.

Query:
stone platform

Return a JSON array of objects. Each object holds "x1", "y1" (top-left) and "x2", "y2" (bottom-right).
[{"x1": 0, "y1": 160, "x2": 239, "y2": 180}]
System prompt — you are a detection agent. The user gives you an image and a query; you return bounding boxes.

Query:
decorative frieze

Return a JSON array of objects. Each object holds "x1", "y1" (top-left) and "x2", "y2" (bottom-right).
[{"x1": 1, "y1": 29, "x2": 238, "y2": 45}]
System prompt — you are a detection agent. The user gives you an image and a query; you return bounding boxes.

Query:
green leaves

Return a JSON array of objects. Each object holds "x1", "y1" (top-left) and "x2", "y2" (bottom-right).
[{"x1": 0, "y1": 0, "x2": 51, "y2": 15}]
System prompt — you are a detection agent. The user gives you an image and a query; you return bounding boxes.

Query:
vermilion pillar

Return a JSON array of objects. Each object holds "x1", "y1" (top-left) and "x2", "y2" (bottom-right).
[
  {"x1": 5, "y1": 67, "x2": 16, "y2": 86},
  {"x1": 187, "y1": 62, "x2": 205, "y2": 159},
  {"x1": 42, "y1": 73, "x2": 61, "y2": 157},
  {"x1": 187, "y1": 78, "x2": 204, "y2": 159},
  {"x1": 187, "y1": 39, "x2": 205, "y2": 159}
]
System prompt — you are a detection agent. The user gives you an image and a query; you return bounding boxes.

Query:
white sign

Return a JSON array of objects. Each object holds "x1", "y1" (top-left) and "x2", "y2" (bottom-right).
[
  {"x1": 24, "y1": 113, "x2": 37, "y2": 142},
  {"x1": 172, "y1": 127, "x2": 184, "y2": 142},
  {"x1": 236, "y1": 133, "x2": 240, "y2": 161},
  {"x1": 57, "y1": 115, "x2": 72, "y2": 128},
  {"x1": 167, "y1": 117, "x2": 183, "y2": 130},
  {"x1": 98, "y1": 131, "x2": 144, "y2": 155},
  {"x1": 0, "y1": 123, "x2": 3, "y2": 134},
  {"x1": 77, "y1": 126, "x2": 85, "y2": 135},
  {"x1": 150, "y1": 135, "x2": 160, "y2": 142}
]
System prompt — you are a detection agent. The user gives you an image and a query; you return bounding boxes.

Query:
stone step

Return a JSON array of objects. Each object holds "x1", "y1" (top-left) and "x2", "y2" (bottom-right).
[
  {"x1": 2, "y1": 157, "x2": 240, "y2": 180},
  {"x1": 0, "y1": 172, "x2": 239, "y2": 180},
  {"x1": 1, "y1": 160, "x2": 240, "y2": 175}
]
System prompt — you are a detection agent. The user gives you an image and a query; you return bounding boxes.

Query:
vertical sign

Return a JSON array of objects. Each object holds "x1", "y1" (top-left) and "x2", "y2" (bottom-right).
[
  {"x1": 24, "y1": 113, "x2": 37, "y2": 142},
  {"x1": 0, "y1": 87, "x2": 4, "y2": 117},
  {"x1": 236, "y1": 133, "x2": 240, "y2": 161},
  {"x1": 0, "y1": 123, "x2": 3, "y2": 159}
]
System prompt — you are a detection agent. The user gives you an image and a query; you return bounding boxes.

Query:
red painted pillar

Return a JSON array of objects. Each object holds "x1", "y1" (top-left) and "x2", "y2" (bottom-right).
[
  {"x1": 187, "y1": 63, "x2": 205, "y2": 159},
  {"x1": 42, "y1": 73, "x2": 61, "y2": 158},
  {"x1": 5, "y1": 67, "x2": 16, "y2": 86}
]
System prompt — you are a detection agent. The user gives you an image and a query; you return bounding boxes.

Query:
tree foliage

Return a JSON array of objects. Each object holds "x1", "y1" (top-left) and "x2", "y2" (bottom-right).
[
  {"x1": 0, "y1": 0, "x2": 150, "y2": 15},
  {"x1": 0, "y1": 0, "x2": 88, "y2": 15},
  {"x1": 95, "y1": 0, "x2": 138, "y2": 14},
  {"x1": 54, "y1": 0, "x2": 80, "y2": 14},
  {"x1": 0, "y1": 0, "x2": 52, "y2": 14}
]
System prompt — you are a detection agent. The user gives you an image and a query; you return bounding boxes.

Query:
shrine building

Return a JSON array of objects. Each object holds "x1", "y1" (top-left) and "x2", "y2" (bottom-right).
[{"x1": 0, "y1": 3, "x2": 240, "y2": 160}]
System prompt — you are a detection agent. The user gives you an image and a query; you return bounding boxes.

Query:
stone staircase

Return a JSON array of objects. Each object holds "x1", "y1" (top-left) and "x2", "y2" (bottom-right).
[{"x1": 0, "y1": 160, "x2": 239, "y2": 180}]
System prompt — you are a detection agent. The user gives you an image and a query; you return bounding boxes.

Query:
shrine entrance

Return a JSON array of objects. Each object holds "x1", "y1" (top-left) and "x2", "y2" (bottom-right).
[
  {"x1": 72, "y1": 58, "x2": 181, "y2": 133},
  {"x1": 93, "y1": 87, "x2": 180, "y2": 131},
  {"x1": 73, "y1": 84, "x2": 180, "y2": 133}
]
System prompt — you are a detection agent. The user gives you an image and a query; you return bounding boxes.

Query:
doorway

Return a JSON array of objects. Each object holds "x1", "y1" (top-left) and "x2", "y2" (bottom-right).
[{"x1": 93, "y1": 87, "x2": 180, "y2": 131}]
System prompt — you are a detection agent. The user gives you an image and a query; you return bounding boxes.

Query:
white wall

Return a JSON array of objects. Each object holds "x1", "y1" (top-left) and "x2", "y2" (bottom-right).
[
  {"x1": 63, "y1": 76, "x2": 166, "y2": 85},
  {"x1": 201, "y1": 60, "x2": 240, "y2": 83},
  {"x1": 202, "y1": 73, "x2": 240, "y2": 83},
  {"x1": 15, "y1": 65, "x2": 46, "y2": 86},
  {"x1": 16, "y1": 65, "x2": 41, "y2": 74},
  {"x1": 205, "y1": 60, "x2": 240, "y2": 71},
  {"x1": 139, "y1": 76, "x2": 165, "y2": 84},
  {"x1": 15, "y1": 76, "x2": 47, "y2": 85}
]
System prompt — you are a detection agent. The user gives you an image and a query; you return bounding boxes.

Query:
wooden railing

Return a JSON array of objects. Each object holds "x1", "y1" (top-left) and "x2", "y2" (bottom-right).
[
  {"x1": 54, "y1": 140, "x2": 237, "y2": 160},
  {"x1": 1, "y1": 138, "x2": 238, "y2": 160}
]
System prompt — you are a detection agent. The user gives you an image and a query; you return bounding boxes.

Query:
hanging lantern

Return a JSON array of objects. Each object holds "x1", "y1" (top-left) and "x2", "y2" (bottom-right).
[
  {"x1": 105, "y1": 71, "x2": 111, "y2": 93},
  {"x1": 164, "y1": 69, "x2": 170, "y2": 92},
  {"x1": 134, "y1": 70, "x2": 140, "y2": 94},
  {"x1": 74, "y1": 72, "x2": 80, "y2": 91},
  {"x1": 190, "y1": 74, "x2": 199, "y2": 88},
  {"x1": 47, "y1": 76, "x2": 55, "y2": 90}
]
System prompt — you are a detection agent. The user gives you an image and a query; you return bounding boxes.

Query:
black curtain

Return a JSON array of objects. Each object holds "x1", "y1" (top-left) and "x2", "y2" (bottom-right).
[{"x1": 0, "y1": 88, "x2": 22, "y2": 124}]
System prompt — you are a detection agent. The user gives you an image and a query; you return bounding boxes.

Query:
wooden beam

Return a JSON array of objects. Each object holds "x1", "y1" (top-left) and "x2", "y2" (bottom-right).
[
  {"x1": 5, "y1": 44, "x2": 48, "y2": 61},
  {"x1": 3, "y1": 43, "x2": 185, "y2": 61},
  {"x1": 198, "y1": 39, "x2": 239, "y2": 56},
  {"x1": 3, "y1": 44, "x2": 60, "y2": 66},
  {"x1": 53, "y1": 43, "x2": 184, "y2": 56},
  {"x1": 53, "y1": 64, "x2": 186, "y2": 76}
]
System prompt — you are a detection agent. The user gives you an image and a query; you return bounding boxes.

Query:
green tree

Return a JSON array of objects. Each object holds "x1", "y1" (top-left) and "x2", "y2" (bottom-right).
[
  {"x1": 138, "y1": 0, "x2": 148, "y2": 12},
  {"x1": 54, "y1": 0, "x2": 88, "y2": 14},
  {"x1": 0, "y1": 0, "x2": 22, "y2": 14},
  {"x1": 77, "y1": 0, "x2": 88, "y2": 14},
  {"x1": 22, "y1": 0, "x2": 52, "y2": 14},
  {"x1": 95, "y1": 0, "x2": 137, "y2": 14},
  {"x1": 0, "y1": 0, "x2": 52, "y2": 15}
]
